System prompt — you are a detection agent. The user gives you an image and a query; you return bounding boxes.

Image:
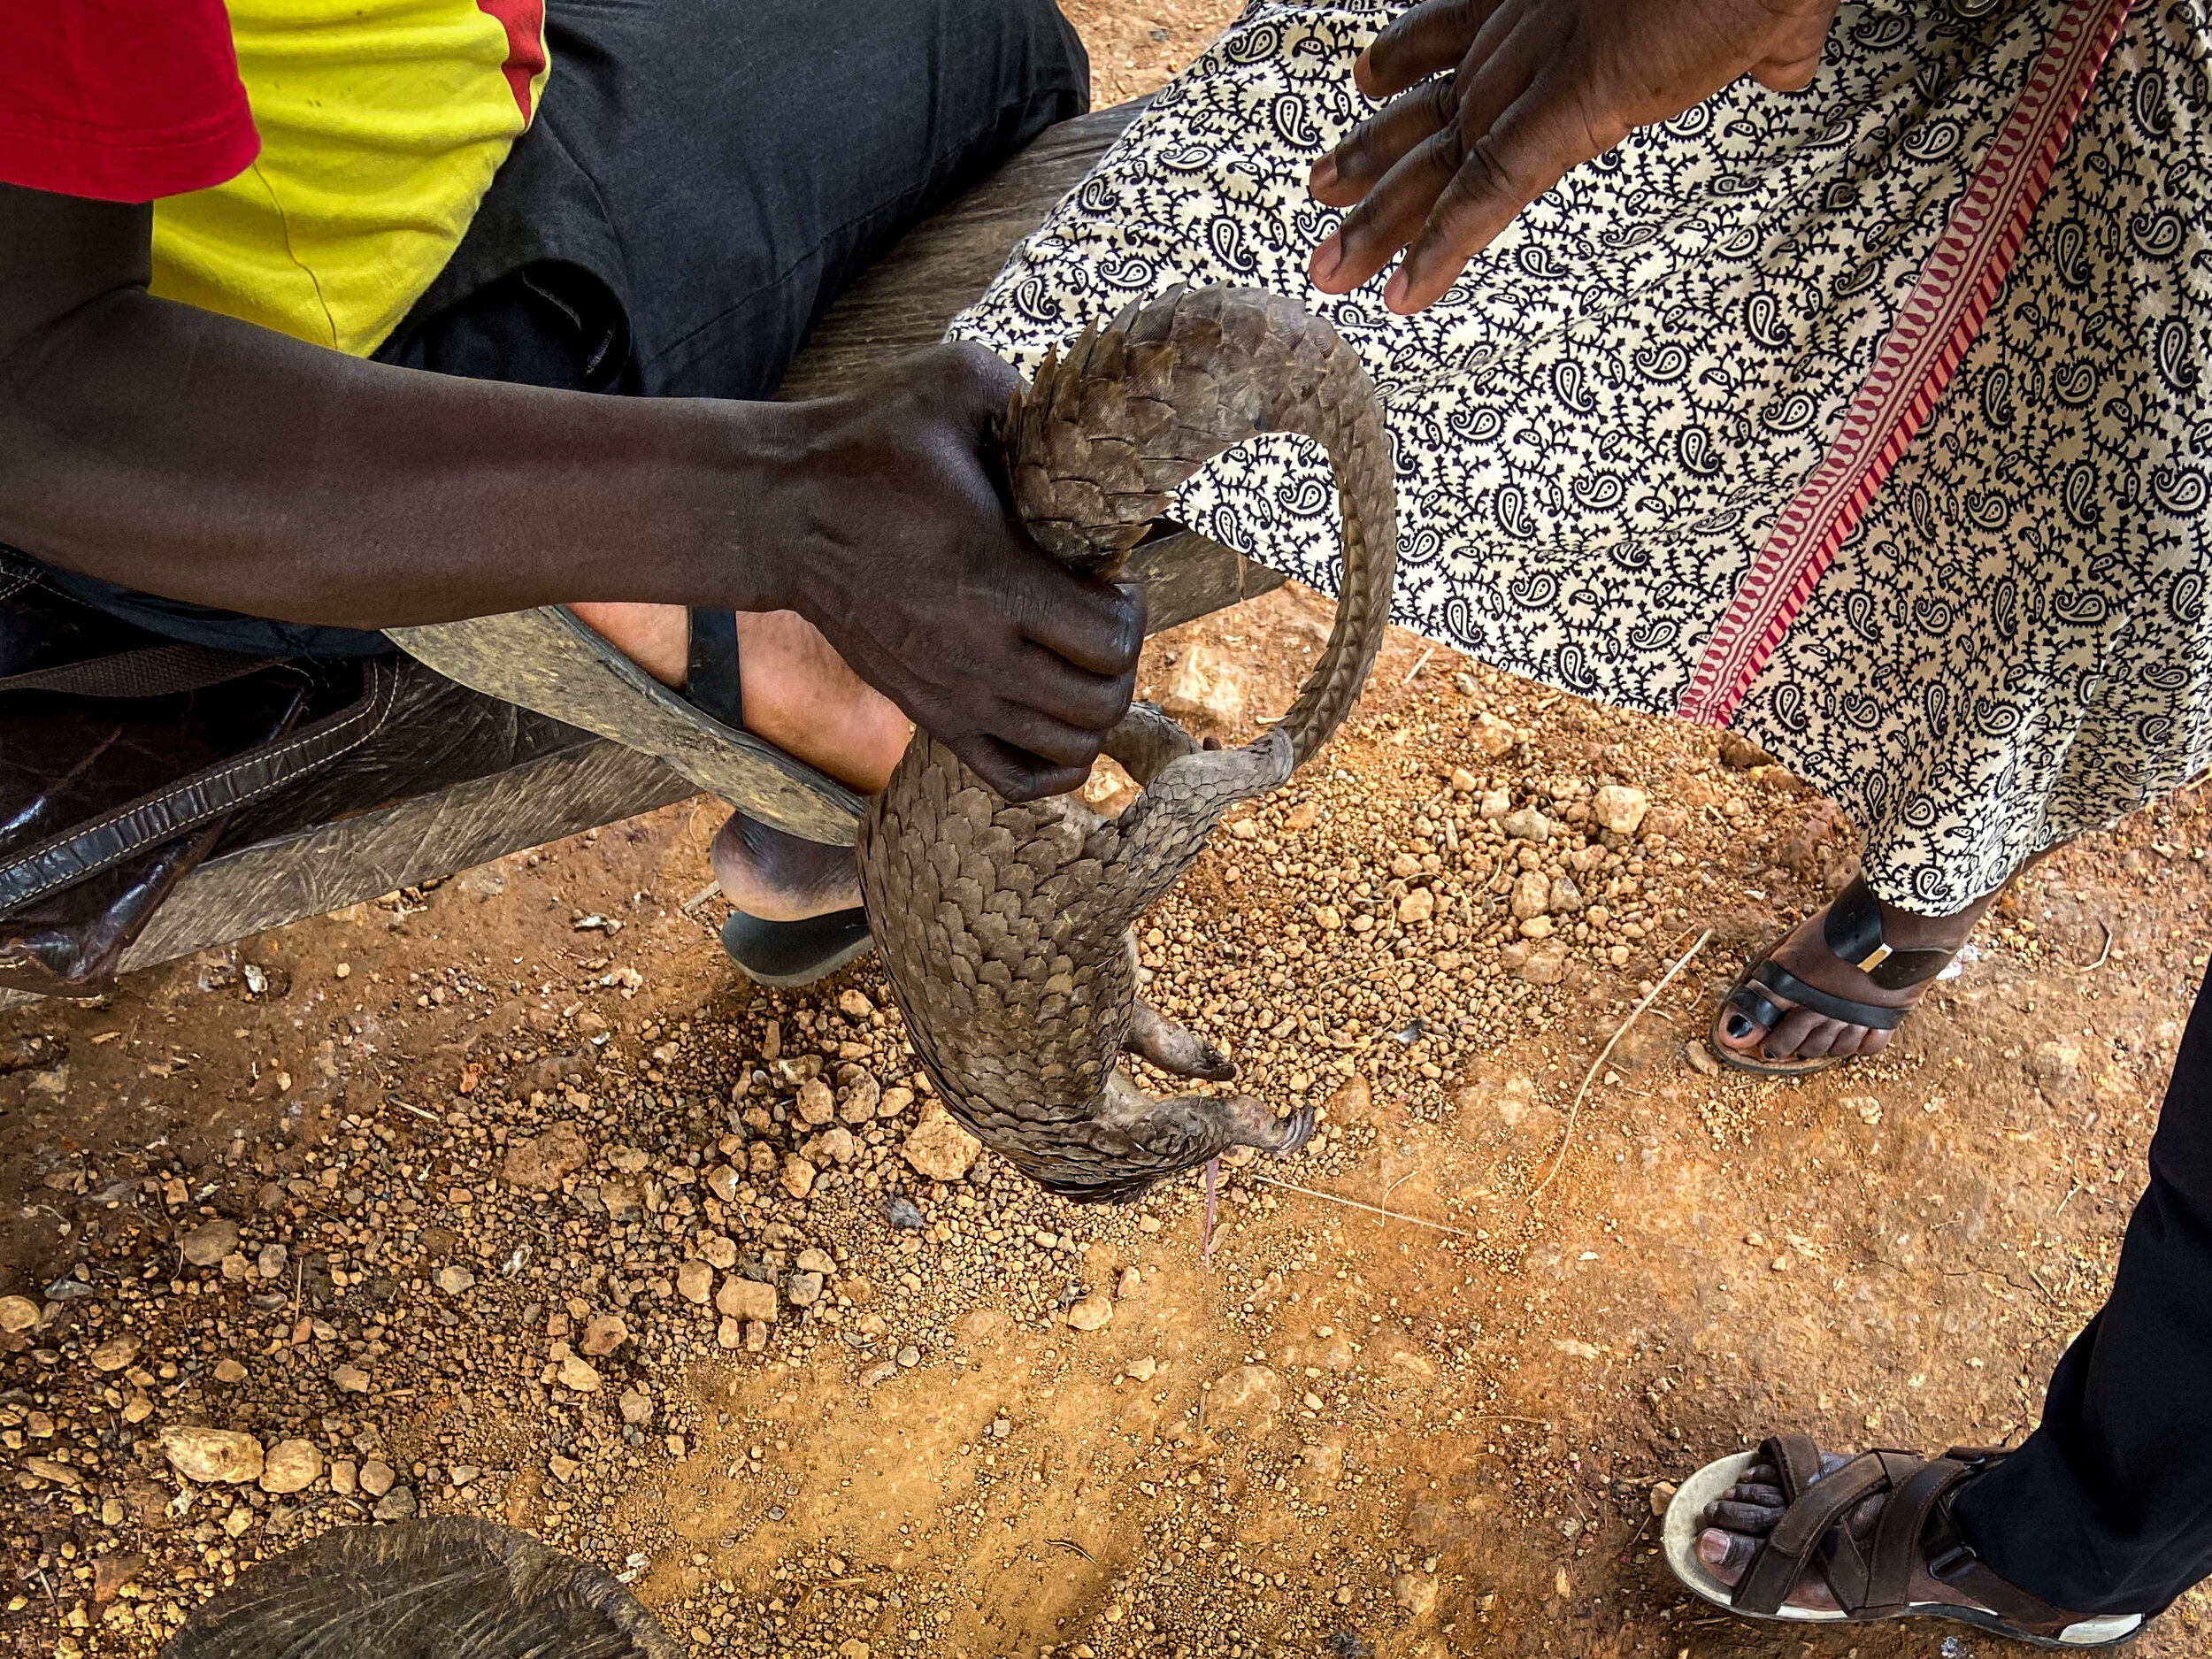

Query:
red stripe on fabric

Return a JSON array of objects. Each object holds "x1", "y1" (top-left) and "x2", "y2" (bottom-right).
[
  {"x1": 1673, "y1": 0, "x2": 2136, "y2": 729},
  {"x1": 475, "y1": 0, "x2": 548, "y2": 122}
]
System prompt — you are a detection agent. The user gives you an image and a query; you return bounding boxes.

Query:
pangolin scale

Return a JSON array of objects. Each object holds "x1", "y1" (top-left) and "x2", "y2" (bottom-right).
[{"x1": 857, "y1": 287, "x2": 1395, "y2": 1202}]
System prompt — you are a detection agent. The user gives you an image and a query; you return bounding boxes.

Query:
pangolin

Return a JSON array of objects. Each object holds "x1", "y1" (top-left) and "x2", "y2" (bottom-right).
[{"x1": 857, "y1": 286, "x2": 1395, "y2": 1202}]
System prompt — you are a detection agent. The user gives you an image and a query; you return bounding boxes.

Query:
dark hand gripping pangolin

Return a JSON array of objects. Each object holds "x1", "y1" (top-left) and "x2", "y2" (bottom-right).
[{"x1": 858, "y1": 287, "x2": 1396, "y2": 1202}]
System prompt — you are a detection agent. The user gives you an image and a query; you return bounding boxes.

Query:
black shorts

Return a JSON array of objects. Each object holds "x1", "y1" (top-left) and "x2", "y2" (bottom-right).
[{"x1": 42, "y1": 0, "x2": 1088, "y2": 657}]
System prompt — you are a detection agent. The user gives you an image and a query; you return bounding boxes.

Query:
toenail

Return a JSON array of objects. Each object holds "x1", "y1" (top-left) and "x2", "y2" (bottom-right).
[
  {"x1": 1724, "y1": 1013, "x2": 1754, "y2": 1040},
  {"x1": 1698, "y1": 1531, "x2": 1729, "y2": 1564}
]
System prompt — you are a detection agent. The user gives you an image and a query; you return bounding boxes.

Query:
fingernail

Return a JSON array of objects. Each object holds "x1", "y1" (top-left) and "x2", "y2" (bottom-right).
[
  {"x1": 1311, "y1": 236, "x2": 1342, "y2": 285},
  {"x1": 1724, "y1": 1013, "x2": 1754, "y2": 1040},
  {"x1": 1310, "y1": 155, "x2": 1338, "y2": 191},
  {"x1": 1384, "y1": 269, "x2": 1410, "y2": 311}
]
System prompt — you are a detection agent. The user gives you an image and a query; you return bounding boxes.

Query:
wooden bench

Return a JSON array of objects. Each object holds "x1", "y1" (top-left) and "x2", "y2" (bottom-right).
[{"x1": 4, "y1": 96, "x2": 1285, "y2": 1005}]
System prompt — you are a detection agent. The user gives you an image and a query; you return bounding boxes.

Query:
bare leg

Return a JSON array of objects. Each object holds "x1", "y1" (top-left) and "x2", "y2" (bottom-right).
[{"x1": 568, "y1": 603, "x2": 910, "y2": 790}]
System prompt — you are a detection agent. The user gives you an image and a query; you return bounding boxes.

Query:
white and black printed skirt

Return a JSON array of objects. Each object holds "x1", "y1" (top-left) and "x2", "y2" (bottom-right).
[{"x1": 953, "y1": 0, "x2": 2212, "y2": 912}]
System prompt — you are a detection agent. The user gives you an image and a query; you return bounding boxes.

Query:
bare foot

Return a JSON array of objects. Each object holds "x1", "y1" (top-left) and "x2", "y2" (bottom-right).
[
  {"x1": 707, "y1": 811, "x2": 859, "y2": 923},
  {"x1": 1696, "y1": 1450, "x2": 1986, "y2": 1614},
  {"x1": 1715, "y1": 882, "x2": 1993, "y2": 1065},
  {"x1": 568, "y1": 603, "x2": 910, "y2": 792},
  {"x1": 570, "y1": 603, "x2": 904, "y2": 920}
]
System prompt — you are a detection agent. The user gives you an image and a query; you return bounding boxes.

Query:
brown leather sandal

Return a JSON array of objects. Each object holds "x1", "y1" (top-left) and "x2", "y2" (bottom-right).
[{"x1": 1663, "y1": 1436, "x2": 2147, "y2": 1647}]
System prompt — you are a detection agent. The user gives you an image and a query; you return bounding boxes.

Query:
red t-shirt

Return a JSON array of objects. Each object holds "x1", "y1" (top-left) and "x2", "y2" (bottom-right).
[{"x1": 0, "y1": 0, "x2": 259, "y2": 203}]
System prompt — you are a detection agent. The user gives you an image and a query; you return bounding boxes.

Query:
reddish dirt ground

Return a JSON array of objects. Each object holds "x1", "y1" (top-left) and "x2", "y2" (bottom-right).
[
  {"x1": 4, "y1": 7, "x2": 2208, "y2": 1659},
  {"x1": 6, "y1": 581, "x2": 2208, "y2": 1658}
]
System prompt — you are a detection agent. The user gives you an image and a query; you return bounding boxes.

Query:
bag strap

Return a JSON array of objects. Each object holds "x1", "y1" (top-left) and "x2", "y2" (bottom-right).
[
  {"x1": 0, "y1": 642, "x2": 283, "y2": 699},
  {"x1": 0, "y1": 656, "x2": 399, "y2": 914}
]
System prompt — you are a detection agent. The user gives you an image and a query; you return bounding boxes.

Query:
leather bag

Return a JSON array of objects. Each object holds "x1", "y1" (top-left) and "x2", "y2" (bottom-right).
[{"x1": 0, "y1": 553, "x2": 396, "y2": 997}]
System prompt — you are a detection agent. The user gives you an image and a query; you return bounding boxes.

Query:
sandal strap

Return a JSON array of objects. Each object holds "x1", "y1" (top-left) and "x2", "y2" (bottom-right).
[
  {"x1": 686, "y1": 607, "x2": 743, "y2": 730},
  {"x1": 1762, "y1": 1432, "x2": 1824, "y2": 1504},
  {"x1": 1735, "y1": 1448, "x2": 1891, "y2": 1615},
  {"x1": 1921, "y1": 1455, "x2": 2085, "y2": 1636},
  {"x1": 1747, "y1": 960, "x2": 1910, "y2": 1031},
  {"x1": 1725, "y1": 980, "x2": 1786, "y2": 1035},
  {"x1": 1861, "y1": 1453, "x2": 1971, "y2": 1613},
  {"x1": 1823, "y1": 879, "x2": 1955, "y2": 990}
]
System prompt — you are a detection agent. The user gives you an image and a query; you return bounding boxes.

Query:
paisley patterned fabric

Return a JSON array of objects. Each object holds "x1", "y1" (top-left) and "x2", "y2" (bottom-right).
[{"x1": 951, "y1": 0, "x2": 2212, "y2": 913}]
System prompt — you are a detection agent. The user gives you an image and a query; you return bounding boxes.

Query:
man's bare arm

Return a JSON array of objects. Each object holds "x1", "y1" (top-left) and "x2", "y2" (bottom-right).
[{"x1": 0, "y1": 184, "x2": 1142, "y2": 799}]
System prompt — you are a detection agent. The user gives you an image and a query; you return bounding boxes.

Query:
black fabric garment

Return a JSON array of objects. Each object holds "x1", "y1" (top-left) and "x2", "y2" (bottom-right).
[
  {"x1": 1949, "y1": 965, "x2": 2212, "y2": 1616},
  {"x1": 46, "y1": 0, "x2": 1088, "y2": 655}
]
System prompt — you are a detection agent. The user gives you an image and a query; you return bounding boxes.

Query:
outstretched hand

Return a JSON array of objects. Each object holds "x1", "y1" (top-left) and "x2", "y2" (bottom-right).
[
  {"x1": 762, "y1": 342, "x2": 1144, "y2": 804},
  {"x1": 1308, "y1": 0, "x2": 1840, "y2": 313}
]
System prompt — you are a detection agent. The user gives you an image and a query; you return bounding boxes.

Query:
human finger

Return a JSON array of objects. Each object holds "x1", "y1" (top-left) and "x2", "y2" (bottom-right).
[
  {"x1": 1355, "y1": 0, "x2": 1513, "y2": 99},
  {"x1": 1317, "y1": 3, "x2": 1557, "y2": 284},
  {"x1": 1385, "y1": 79, "x2": 1607, "y2": 311},
  {"x1": 951, "y1": 733, "x2": 1094, "y2": 803},
  {"x1": 1007, "y1": 641, "x2": 1140, "y2": 733},
  {"x1": 1750, "y1": 50, "x2": 1823, "y2": 92},
  {"x1": 1310, "y1": 74, "x2": 1458, "y2": 208},
  {"x1": 1012, "y1": 568, "x2": 1145, "y2": 679},
  {"x1": 974, "y1": 697, "x2": 1109, "y2": 773}
]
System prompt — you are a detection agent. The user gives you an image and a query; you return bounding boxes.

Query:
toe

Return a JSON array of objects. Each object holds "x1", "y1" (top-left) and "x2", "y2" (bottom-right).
[
  {"x1": 1705, "y1": 1499, "x2": 1783, "y2": 1534},
  {"x1": 1696, "y1": 1526, "x2": 1763, "y2": 1587},
  {"x1": 1721, "y1": 1479, "x2": 1786, "y2": 1508},
  {"x1": 1763, "y1": 1006, "x2": 1829, "y2": 1061},
  {"x1": 1716, "y1": 1005, "x2": 1770, "y2": 1055}
]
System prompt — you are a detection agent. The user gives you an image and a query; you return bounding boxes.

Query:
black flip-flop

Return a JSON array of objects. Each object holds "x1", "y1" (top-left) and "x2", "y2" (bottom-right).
[
  {"x1": 1711, "y1": 879, "x2": 1955, "y2": 1078},
  {"x1": 719, "y1": 907, "x2": 874, "y2": 988}
]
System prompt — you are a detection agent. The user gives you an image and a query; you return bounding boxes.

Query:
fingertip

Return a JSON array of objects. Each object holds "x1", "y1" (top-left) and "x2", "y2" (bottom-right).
[
  {"x1": 1351, "y1": 46, "x2": 1377, "y2": 98},
  {"x1": 1309, "y1": 154, "x2": 1339, "y2": 193},
  {"x1": 1310, "y1": 234, "x2": 1346, "y2": 289},
  {"x1": 1383, "y1": 267, "x2": 1412, "y2": 314}
]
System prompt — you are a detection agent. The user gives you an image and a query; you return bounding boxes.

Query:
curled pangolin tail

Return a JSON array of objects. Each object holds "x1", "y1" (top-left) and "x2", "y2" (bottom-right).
[{"x1": 1003, "y1": 285, "x2": 1398, "y2": 772}]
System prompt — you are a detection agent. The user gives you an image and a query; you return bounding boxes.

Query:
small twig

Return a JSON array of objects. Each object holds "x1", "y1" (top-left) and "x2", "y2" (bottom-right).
[
  {"x1": 1379, "y1": 1169, "x2": 1417, "y2": 1231},
  {"x1": 2055, "y1": 1179, "x2": 2085, "y2": 1216},
  {"x1": 1048, "y1": 1538, "x2": 1095, "y2": 1563},
  {"x1": 680, "y1": 881, "x2": 722, "y2": 915},
  {"x1": 397, "y1": 1102, "x2": 441, "y2": 1123},
  {"x1": 1402, "y1": 646, "x2": 1436, "y2": 686},
  {"x1": 1531, "y1": 928, "x2": 1712, "y2": 1204},
  {"x1": 2078, "y1": 919, "x2": 2113, "y2": 972},
  {"x1": 1247, "y1": 1174, "x2": 1473, "y2": 1237}
]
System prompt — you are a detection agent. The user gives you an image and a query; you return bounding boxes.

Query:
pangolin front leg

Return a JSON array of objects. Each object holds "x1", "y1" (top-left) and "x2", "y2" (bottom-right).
[{"x1": 1126, "y1": 999, "x2": 1236, "y2": 1081}]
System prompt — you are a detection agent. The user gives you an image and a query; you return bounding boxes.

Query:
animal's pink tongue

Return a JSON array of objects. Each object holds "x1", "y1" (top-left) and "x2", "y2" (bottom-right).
[{"x1": 1200, "y1": 1156, "x2": 1221, "y2": 1264}]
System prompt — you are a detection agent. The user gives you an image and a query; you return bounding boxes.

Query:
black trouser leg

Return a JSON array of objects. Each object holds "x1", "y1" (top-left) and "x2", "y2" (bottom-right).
[{"x1": 1949, "y1": 967, "x2": 2212, "y2": 1615}]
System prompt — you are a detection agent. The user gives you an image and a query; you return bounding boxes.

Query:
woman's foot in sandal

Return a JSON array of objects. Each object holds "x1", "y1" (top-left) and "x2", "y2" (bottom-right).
[{"x1": 1712, "y1": 876, "x2": 2001, "y2": 1071}]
